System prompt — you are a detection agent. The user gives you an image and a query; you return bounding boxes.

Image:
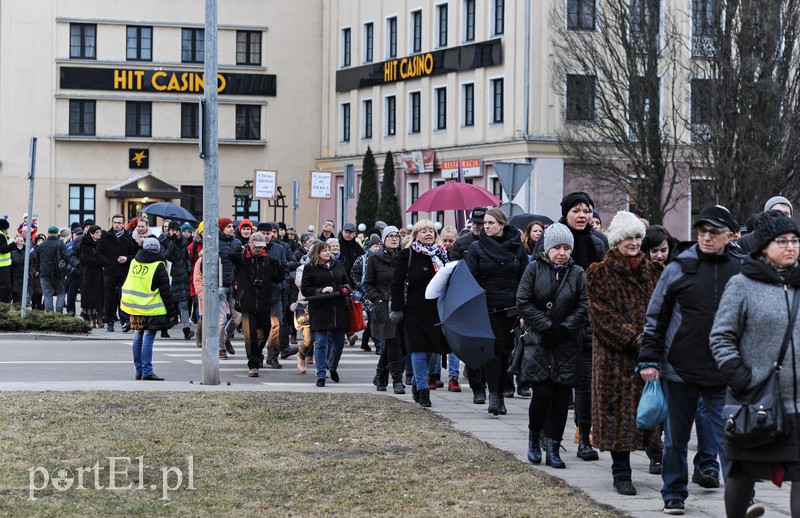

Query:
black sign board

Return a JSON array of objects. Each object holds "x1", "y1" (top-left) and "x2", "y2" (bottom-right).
[
  {"x1": 61, "y1": 67, "x2": 276, "y2": 96},
  {"x1": 129, "y1": 149, "x2": 149, "y2": 169},
  {"x1": 336, "y1": 39, "x2": 502, "y2": 92}
]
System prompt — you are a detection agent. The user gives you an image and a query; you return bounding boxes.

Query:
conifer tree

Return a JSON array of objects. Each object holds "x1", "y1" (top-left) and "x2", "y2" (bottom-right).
[
  {"x1": 355, "y1": 147, "x2": 379, "y2": 227},
  {"x1": 376, "y1": 151, "x2": 403, "y2": 228}
]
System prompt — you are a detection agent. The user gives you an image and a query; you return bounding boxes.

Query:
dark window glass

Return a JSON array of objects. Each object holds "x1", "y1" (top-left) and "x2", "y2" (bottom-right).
[
  {"x1": 236, "y1": 31, "x2": 261, "y2": 65},
  {"x1": 494, "y1": 0, "x2": 505, "y2": 34},
  {"x1": 387, "y1": 96, "x2": 396, "y2": 136},
  {"x1": 388, "y1": 17, "x2": 398, "y2": 58},
  {"x1": 409, "y1": 182, "x2": 419, "y2": 224},
  {"x1": 566, "y1": 74, "x2": 596, "y2": 121},
  {"x1": 69, "y1": 100, "x2": 96, "y2": 136},
  {"x1": 70, "y1": 24, "x2": 96, "y2": 59},
  {"x1": 438, "y1": 4, "x2": 448, "y2": 47},
  {"x1": 567, "y1": 0, "x2": 596, "y2": 31},
  {"x1": 342, "y1": 28, "x2": 351, "y2": 67},
  {"x1": 363, "y1": 100, "x2": 373, "y2": 139},
  {"x1": 181, "y1": 103, "x2": 199, "y2": 139},
  {"x1": 364, "y1": 23, "x2": 374, "y2": 63},
  {"x1": 126, "y1": 26, "x2": 152, "y2": 61},
  {"x1": 410, "y1": 92, "x2": 421, "y2": 133},
  {"x1": 692, "y1": 0, "x2": 717, "y2": 56},
  {"x1": 465, "y1": 0, "x2": 476, "y2": 41},
  {"x1": 691, "y1": 78, "x2": 713, "y2": 124},
  {"x1": 181, "y1": 185, "x2": 204, "y2": 222},
  {"x1": 182, "y1": 28, "x2": 204, "y2": 63},
  {"x1": 69, "y1": 185, "x2": 96, "y2": 226},
  {"x1": 436, "y1": 88, "x2": 447, "y2": 130},
  {"x1": 464, "y1": 83, "x2": 474, "y2": 127},
  {"x1": 236, "y1": 105, "x2": 261, "y2": 140},
  {"x1": 342, "y1": 103, "x2": 351, "y2": 142},
  {"x1": 235, "y1": 197, "x2": 261, "y2": 220},
  {"x1": 125, "y1": 101, "x2": 152, "y2": 137},
  {"x1": 492, "y1": 78, "x2": 504, "y2": 123},
  {"x1": 412, "y1": 10, "x2": 422, "y2": 53}
]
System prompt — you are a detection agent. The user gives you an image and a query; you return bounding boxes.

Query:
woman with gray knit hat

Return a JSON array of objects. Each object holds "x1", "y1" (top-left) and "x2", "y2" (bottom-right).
[
  {"x1": 517, "y1": 222, "x2": 588, "y2": 469},
  {"x1": 586, "y1": 211, "x2": 665, "y2": 495},
  {"x1": 710, "y1": 210, "x2": 800, "y2": 518}
]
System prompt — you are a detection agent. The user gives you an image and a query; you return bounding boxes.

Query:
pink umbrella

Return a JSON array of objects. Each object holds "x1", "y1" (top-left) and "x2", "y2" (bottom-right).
[{"x1": 406, "y1": 182, "x2": 501, "y2": 213}]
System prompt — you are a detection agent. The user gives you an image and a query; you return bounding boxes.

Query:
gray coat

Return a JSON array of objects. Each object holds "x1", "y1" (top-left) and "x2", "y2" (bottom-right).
[{"x1": 709, "y1": 257, "x2": 800, "y2": 462}]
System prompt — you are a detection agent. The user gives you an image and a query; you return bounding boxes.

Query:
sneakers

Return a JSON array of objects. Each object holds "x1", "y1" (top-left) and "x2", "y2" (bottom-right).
[
  {"x1": 225, "y1": 338, "x2": 235, "y2": 355},
  {"x1": 746, "y1": 502, "x2": 765, "y2": 518},
  {"x1": 247, "y1": 368, "x2": 259, "y2": 377},
  {"x1": 663, "y1": 499, "x2": 685, "y2": 515},
  {"x1": 692, "y1": 470, "x2": 720, "y2": 489},
  {"x1": 219, "y1": 350, "x2": 228, "y2": 360},
  {"x1": 106, "y1": 323, "x2": 115, "y2": 332},
  {"x1": 280, "y1": 346, "x2": 299, "y2": 360},
  {"x1": 121, "y1": 321, "x2": 130, "y2": 332},
  {"x1": 447, "y1": 376, "x2": 462, "y2": 392}
]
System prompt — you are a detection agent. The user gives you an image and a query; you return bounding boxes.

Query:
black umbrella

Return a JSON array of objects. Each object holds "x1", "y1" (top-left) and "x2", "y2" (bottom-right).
[
  {"x1": 437, "y1": 261, "x2": 495, "y2": 369},
  {"x1": 509, "y1": 213, "x2": 555, "y2": 230},
  {"x1": 140, "y1": 202, "x2": 197, "y2": 223}
]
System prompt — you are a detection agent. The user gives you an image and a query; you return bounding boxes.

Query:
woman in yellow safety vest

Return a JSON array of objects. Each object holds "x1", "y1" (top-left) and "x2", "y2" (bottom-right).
[{"x1": 120, "y1": 237, "x2": 174, "y2": 380}]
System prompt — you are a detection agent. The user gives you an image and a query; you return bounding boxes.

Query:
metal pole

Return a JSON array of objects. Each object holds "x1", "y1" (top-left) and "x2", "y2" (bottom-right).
[
  {"x1": 523, "y1": 0, "x2": 531, "y2": 139},
  {"x1": 20, "y1": 137, "x2": 37, "y2": 319},
  {"x1": 292, "y1": 179, "x2": 299, "y2": 230},
  {"x1": 201, "y1": 0, "x2": 220, "y2": 385}
]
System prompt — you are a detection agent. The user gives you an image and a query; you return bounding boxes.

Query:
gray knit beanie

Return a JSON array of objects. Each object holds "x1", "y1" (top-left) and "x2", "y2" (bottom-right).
[
  {"x1": 542, "y1": 223, "x2": 574, "y2": 252},
  {"x1": 143, "y1": 237, "x2": 161, "y2": 253},
  {"x1": 381, "y1": 225, "x2": 400, "y2": 243},
  {"x1": 764, "y1": 196, "x2": 793, "y2": 215}
]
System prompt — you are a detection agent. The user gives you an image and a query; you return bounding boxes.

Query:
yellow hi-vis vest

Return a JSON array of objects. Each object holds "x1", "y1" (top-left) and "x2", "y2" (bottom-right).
[
  {"x1": 0, "y1": 231, "x2": 10, "y2": 268},
  {"x1": 120, "y1": 259, "x2": 167, "y2": 316}
]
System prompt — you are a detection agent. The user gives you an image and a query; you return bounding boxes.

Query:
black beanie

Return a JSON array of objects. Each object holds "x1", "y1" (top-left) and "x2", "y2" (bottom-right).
[
  {"x1": 753, "y1": 211, "x2": 800, "y2": 252},
  {"x1": 0, "y1": 219, "x2": 8, "y2": 231},
  {"x1": 560, "y1": 192, "x2": 595, "y2": 219}
]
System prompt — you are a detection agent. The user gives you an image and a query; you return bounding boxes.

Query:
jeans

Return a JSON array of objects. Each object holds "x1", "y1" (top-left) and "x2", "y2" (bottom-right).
[
  {"x1": 426, "y1": 353, "x2": 461, "y2": 378},
  {"x1": 411, "y1": 352, "x2": 430, "y2": 391},
  {"x1": 103, "y1": 274, "x2": 129, "y2": 325},
  {"x1": 692, "y1": 396, "x2": 724, "y2": 476},
  {"x1": 313, "y1": 329, "x2": 345, "y2": 379},
  {"x1": 177, "y1": 298, "x2": 191, "y2": 330},
  {"x1": 132, "y1": 330, "x2": 156, "y2": 376},
  {"x1": 40, "y1": 275, "x2": 65, "y2": 313},
  {"x1": 661, "y1": 380, "x2": 727, "y2": 502},
  {"x1": 217, "y1": 287, "x2": 241, "y2": 351}
]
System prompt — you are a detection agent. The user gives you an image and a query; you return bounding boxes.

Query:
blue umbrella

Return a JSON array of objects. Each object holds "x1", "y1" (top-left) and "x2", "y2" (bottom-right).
[
  {"x1": 140, "y1": 202, "x2": 197, "y2": 222},
  {"x1": 437, "y1": 261, "x2": 495, "y2": 369}
]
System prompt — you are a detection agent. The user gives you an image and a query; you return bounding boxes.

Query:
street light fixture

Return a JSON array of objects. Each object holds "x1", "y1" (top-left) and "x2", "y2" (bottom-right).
[{"x1": 233, "y1": 180, "x2": 253, "y2": 219}]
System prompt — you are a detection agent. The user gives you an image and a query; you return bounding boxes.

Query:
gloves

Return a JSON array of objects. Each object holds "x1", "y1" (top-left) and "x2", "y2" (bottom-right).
[
  {"x1": 389, "y1": 311, "x2": 404, "y2": 324},
  {"x1": 719, "y1": 358, "x2": 752, "y2": 395},
  {"x1": 340, "y1": 286, "x2": 350, "y2": 297},
  {"x1": 542, "y1": 324, "x2": 570, "y2": 345}
]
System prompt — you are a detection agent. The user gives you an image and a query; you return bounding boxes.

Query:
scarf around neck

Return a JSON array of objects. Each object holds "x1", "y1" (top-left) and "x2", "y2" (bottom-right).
[
  {"x1": 411, "y1": 240, "x2": 448, "y2": 272},
  {"x1": 132, "y1": 228, "x2": 152, "y2": 246}
]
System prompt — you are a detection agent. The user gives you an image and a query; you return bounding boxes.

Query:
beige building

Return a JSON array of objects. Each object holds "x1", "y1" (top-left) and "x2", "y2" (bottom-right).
[{"x1": 0, "y1": 0, "x2": 322, "y2": 231}]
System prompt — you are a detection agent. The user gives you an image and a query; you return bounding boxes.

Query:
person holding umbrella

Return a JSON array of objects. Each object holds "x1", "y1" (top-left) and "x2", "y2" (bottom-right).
[
  {"x1": 390, "y1": 220, "x2": 449, "y2": 407},
  {"x1": 465, "y1": 208, "x2": 528, "y2": 416},
  {"x1": 517, "y1": 223, "x2": 589, "y2": 469}
]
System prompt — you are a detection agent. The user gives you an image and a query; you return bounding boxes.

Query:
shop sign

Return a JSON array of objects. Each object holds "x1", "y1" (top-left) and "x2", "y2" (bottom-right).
[
  {"x1": 400, "y1": 150, "x2": 435, "y2": 174},
  {"x1": 441, "y1": 158, "x2": 483, "y2": 179}
]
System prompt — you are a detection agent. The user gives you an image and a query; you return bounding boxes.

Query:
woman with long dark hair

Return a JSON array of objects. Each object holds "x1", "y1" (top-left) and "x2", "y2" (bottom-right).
[{"x1": 80, "y1": 224, "x2": 105, "y2": 328}]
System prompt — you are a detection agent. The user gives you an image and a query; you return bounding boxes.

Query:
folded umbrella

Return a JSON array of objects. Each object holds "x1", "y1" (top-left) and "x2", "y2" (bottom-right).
[{"x1": 437, "y1": 261, "x2": 495, "y2": 369}]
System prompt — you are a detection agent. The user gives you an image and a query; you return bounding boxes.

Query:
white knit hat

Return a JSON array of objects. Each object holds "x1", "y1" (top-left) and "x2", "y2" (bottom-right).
[{"x1": 606, "y1": 211, "x2": 646, "y2": 248}]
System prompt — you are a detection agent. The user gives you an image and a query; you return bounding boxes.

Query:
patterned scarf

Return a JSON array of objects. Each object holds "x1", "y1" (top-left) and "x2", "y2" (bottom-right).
[{"x1": 411, "y1": 240, "x2": 448, "y2": 272}]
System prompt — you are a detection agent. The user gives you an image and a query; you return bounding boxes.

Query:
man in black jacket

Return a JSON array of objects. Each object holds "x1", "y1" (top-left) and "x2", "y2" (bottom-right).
[
  {"x1": 448, "y1": 207, "x2": 486, "y2": 261},
  {"x1": 230, "y1": 232, "x2": 283, "y2": 377},
  {"x1": 37, "y1": 226, "x2": 68, "y2": 313},
  {"x1": 217, "y1": 218, "x2": 242, "y2": 359},
  {"x1": 97, "y1": 214, "x2": 137, "y2": 332}
]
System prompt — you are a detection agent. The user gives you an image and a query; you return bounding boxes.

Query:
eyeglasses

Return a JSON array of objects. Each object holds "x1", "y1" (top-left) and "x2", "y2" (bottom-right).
[
  {"x1": 773, "y1": 237, "x2": 800, "y2": 248},
  {"x1": 697, "y1": 228, "x2": 727, "y2": 237},
  {"x1": 386, "y1": 234, "x2": 400, "y2": 239}
]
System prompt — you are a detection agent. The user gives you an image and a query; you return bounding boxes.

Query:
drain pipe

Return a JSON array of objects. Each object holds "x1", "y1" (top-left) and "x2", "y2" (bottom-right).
[{"x1": 523, "y1": 0, "x2": 531, "y2": 139}]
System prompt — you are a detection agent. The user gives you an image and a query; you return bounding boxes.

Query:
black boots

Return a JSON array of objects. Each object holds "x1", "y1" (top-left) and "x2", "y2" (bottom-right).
[
  {"x1": 498, "y1": 395, "x2": 507, "y2": 415},
  {"x1": 545, "y1": 438, "x2": 565, "y2": 469},
  {"x1": 374, "y1": 366, "x2": 389, "y2": 392},
  {"x1": 488, "y1": 392, "x2": 500, "y2": 415},
  {"x1": 614, "y1": 478, "x2": 637, "y2": 495},
  {"x1": 388, "y1": 361, "x2": 405, "y2": 394},
  {"x1": 418, "y1": 388, "x2": 431, "y2": 407},
  {"x1": 472, "y1": 388, "x2": 487, "y2": 404},
  {"x1": 577, "y1": 425, "x2": 599, "y2": 461},
  {"x1": 527, "y1": 431, "x2": 542, "y2": 464}
]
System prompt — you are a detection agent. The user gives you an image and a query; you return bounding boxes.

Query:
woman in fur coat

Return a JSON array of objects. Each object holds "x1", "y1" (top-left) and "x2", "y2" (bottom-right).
[{"x1": 586, "y1": 211, "x2": 664, "y2": 496}]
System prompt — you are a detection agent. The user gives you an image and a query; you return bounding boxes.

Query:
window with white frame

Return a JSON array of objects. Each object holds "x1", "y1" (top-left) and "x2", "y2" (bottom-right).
[
  {"x1": 463, "y1": 83, "x2": 475, "y2": 127},
  {"x1": 342, "y1": 28, "x2": 352, "y2": 67},
  {"x1": 363, "y1": 99, "x2": 373, "y2": 139},
  {"x1": 409, "y1": 91, "x2": 421, "y2": 134},
  {"x1": 437, "y1": 4, "x2": 449, "y2": 47},
  {"x1": 629, "y1": 0, "x2": 660, "y2": 54},
  {"x1": 491, "y1": 78, "x2": 504, "y2": 123},
  {"x1": 70, "y1": 23, "x2": 96, "y2": 59},
  {"x1": 364, "y1": 22, "x2": 374, "y2": 63},
  {"x1": 69, "y1": 184, "x2": 96, "y2": 225},
  {"x1": 386, "y1": 95, "x2": 397, "y2": 136},
  {"x1": 408, "y1": 182, "x2": 420, "y2": 225},
  {"x1": 435, "y1": 87, "x2": 447, "y2": 130},
  {"x1": 387, "y1": 16, "x2": 398, "y2": 58},
  {"x1": 464, "y1": 0, "x2": 476, "y2": 42},
  {"x1": 341, "y1": 103, "x2": 351, "y2": 142},
  {"x1": 411, "y1": 10, "x2": 422, "y2": 53},
  {"x1": 493, "y1": 0, "x2": 505, "y2": 35}
]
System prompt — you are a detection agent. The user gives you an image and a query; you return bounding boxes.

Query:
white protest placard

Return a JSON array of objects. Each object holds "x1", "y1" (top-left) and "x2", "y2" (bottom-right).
[
  {"x1": 309, "y1": 170, "x2": 332, "y2": 199},
  {"x1": 253, "y1": 169, "x2": 278, "y2": 199}
]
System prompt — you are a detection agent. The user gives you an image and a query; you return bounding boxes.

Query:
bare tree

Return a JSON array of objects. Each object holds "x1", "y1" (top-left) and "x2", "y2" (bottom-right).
[
  {"x1": 551, "y1": 0, "x2": 689, "y2": 225},
  {"x1": 687, "y1": 0, "x2": 800, "y2": 220}
]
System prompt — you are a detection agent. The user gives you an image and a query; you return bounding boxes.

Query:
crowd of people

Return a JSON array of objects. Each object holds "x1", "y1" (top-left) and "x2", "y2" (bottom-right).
[{"x1": 1, "y1": 191, "x2": 799, "y2": 517}]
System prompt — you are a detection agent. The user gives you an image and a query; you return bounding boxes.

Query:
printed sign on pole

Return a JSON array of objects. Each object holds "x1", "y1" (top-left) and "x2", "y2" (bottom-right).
[
  {"x1": 309, "y1": 171, "x2": 332, "y2": 199},
  {"x1": 253, "y1": 169, "x2": 278, "y2": 199}
]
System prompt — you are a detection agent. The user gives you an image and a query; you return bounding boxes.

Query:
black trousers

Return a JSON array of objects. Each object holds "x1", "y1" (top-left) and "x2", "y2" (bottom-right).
[
  {"x1": 103, "y1": 274, "x2": 128, "y2": 325},
  {"x1": 241, "y1": 311, "x2": 272, "y2": 370},
  {"x1": 65, "y1": 272, "x2": 81, "y2": 315},
  {"x1": 611, "y1": 451, "x2": 632, "y2": 480},
  {"x1": 528, "y1": 380, "x2": 572, "y2": 442},
  {"x1": 574, "y1": 344, "x2": 593, "y2": 429}
]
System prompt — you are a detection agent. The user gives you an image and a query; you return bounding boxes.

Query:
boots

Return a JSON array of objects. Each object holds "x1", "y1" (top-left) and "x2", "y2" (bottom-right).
[
  {"x1": 418, "y1": 388, "x2": 431, "y2": 407},
  {"x1": 195, "y1": 324, "x2": 202, "y2": 348},
  {"x1": 545, "y1": 438, "x2": 566, "y2": 469},
  {"x1": 183, "y1": 327, "x2": 195, "y2": 340},
  {"x1": 487, "y1": 392, "x2": 500, "y2": 415},
  {"x1": 434, "y1": 372, "x2": 444, "y2": 388},
  {"x1": 389, "y1": 361, "x2": 405, "y2": 394},
  {"x1": 498, "y1": 395, "x2": 507, "y2": 415},
  {"x1": 427, "y1": 373, "x2": 437, "y2": 390},
  {"x1": 527, "y1": 431, "x2": 542, "y2": 464},
  {"x1": 577, "y1": 425, "x2": 599, "y2": 461},
  {"x1": 374, "y1": 365, "x2": 389, "y2": 392}
]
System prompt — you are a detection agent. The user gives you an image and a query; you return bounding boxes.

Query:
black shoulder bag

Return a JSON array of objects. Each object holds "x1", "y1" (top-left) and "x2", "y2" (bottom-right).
[{"x1": 722, "y1": 287, "x2": 799, "y2": 450}]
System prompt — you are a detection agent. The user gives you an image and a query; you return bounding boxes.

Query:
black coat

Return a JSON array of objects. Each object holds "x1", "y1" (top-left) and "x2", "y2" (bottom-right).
[
  {"x1": 390, "y1": 247, "x2": 447, "y2": 355},
  {"x1": 448, "y1": 231, "x2": 479, "y2": 261},
  {"x1": 96, "y1": 230, "x2": 137, "y2": 277},
  {"x1": 10, "y1": 245, "x2": 26, "y2": 294},
  {"x1": 36, "y1": 236, "x2": 67, "y2": 280},
  {"x1": 79, "y1": 236, "x2": 105, "y2": 312},
  {"x1": 516, "y1": 255, "x2": 589, "y2": 386},
  {"x1": 218, "y1": 231, "x2": 242, "y2": 287},
  {"x1": 300, "y1": 260, "x2": 350, "y2": 332},
  {"x1": 229, "y1": 246, "x2": 283, "y2": 315},
  {"x1": 163, "y1": 234, "x2": 191, "y2": 302},
  {"x1": 465, "y1": 225, "x2": 528, "y2": 309},
  {"x1": 338, "y1": 235, "x2": 365, "y2": 282},
  {"x1": 364, "y1": 247, "x2": 399, "y2": 340}
]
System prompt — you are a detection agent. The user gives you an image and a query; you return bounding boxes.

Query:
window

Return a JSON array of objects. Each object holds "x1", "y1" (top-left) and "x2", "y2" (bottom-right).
[
  {"x1": 387, "y1": 17, "x2": 398, "y2": 58},
  {"x1": 341, "y1": 103, "x2": 351, "y2": 142},
  {"x1": 181, "y1": 103, "x2": 199, "y2": 138},
  {"x1": 629, "y1": 76, "x2": 658, "y2": 138},
  {"x1": 410, "y1": 91, "x2": 421, "y2": 133},
  {"x1": 630, "y1": 0, "x2": 660, "y2": 53},
  {"x1": 69, "y1": 24, "x2": 96, "y2": 59},
  {"x1": 433, "y1": 180, "x2": 446, "y2": 224},
  {"x1": 463, "y1": 83, "x2": 475, "y2": 127},
  {"x1": 235, "y1": 197, "x2": 261, "y2": 221},
  {"x1": 408, "y1": 182, "x2": 420, "y2": 225},
  {"x1": 342, "y1": 28, "x2": 351, "y2": 67},
  {"x1": 364, "y1": 23, "x2": 374, "y2": 63},
  {"x1": 181, "y1": 185, "x2": 204, "y2": 222},
  {"x1": 493, "y1": 0, "x2": 505, "y2": 35},
  {"x1": 236, "y1": 105, "x2": 261, "y2": 140},
  {"x1": 386, "y1": 96, "x2": 397, "y2": 136},
  {"x1": 69, "y1": 100, "x2": 96, "y2": 136},
  {"x1": 126, "y1": 26, "x2": 152, "y2": 61},
  {"x1": 125, "y1": 101, "x2": 152, "y2": 137},
  {"x1": 437, "y1": 4, "x2": 448, "y2": 47},
  {"x1": 363, "y1": 99, "x2": 373, "y2": 139},
  {"x1": 435, "y1": 87, "x2": 447, "y2": 130},
  {"x1": 491, "y1": 78, "x2": 504, "y2": 123},
  {"x1": 236, "y1": 31, "x2": 262, "y2": 65},
  {"x1": 692, "y1": 0, "x2": 716, "y2": 56},
  {"x1": 567, "y1": 0, "x2": 596, "y2": 31},
  {"x1": 566, "y1": 74, "x2": 596, "y2": 121},
  {"x1": 411, "y1": 10, "x2": 422, "y2": 53},
  {"x1": 69, "y1": 185, "x2": 96, "y2": 226},
  {"x1": 464, "y1": 0, "x2": 476, "y2": 42},
  {"x1": 182, "y1": 28, "x2": 204, "y2": 63}
]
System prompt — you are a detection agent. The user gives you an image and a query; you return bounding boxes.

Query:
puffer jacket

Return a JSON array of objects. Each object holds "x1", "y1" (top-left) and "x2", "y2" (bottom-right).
[
  {"x1": 516, "y1": 254, "x2": 589, "y2": 386},
  {"x1": 465, "y1": 225, "x2": 528, "y2": 309},
  {"x1": 163, "y1": 234, "x2": 191, "y2": 302},
  {"x1": 218, "y1": 231, "x2": 242, "y2": 288}
]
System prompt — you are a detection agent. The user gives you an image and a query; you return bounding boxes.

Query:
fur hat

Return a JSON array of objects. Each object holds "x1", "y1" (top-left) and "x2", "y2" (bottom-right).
[
  {"x1": 764, "y1": 195, "x2": 793, "y2": 215},
  {"x1": 542, "y1": 223, "x2": 574, "y2": 252},
  {"x1": 381, "y1": 226, "x2": 400, "y2": 243},
  {"x1": 607, "y1": 211, "x2": 646, "y2": 248},
  {"x1": 753, "y1": 211, "x2": 800, "y2": 253},
  {"x1": 218, "y1": 217, "x2": 233, "y2": 232},
  {"x1": 143, "y1": 237, "x2": 161, "y2": 253}
]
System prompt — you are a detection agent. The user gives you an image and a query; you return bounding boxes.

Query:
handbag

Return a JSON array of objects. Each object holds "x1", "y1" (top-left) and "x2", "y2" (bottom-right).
[
  {"x1": 637, "y1": 379, "x2": 667, "y2": 430},
  {"x1": 345, "y1": 295, "x2": 367, "y2": 333},
  {"x1": 722, "y1": 288, "x2": 799, "y2": 450}
]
